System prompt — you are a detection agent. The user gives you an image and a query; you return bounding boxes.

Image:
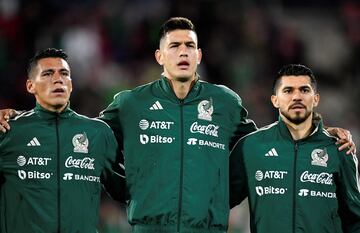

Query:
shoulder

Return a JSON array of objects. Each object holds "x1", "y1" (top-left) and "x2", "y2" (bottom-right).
[
  {"x1": 71, "y1": 111, "x2": 113, "y2": 132},
  {"x1": 320, "y1": 128, "x2": 338, "y2": 143},
  {"x1": 112, "y1": 80, "x2": 158, "y2": 103},
  {"x1": 240, "y1": 122, "x2": 278, "y2": 143},
  {"x1": 9, "y1": 110, "x2": 36, "y2": 123},
  {"x1": 201, "y1": 81, "x2": 242, "y2": 104}
]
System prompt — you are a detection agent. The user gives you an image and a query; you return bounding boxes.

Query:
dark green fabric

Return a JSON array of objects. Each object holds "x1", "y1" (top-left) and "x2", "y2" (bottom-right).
[
  {"x1": 230, "y1": 118, "x2": 360, "y2": 233},
  {"x1": 0, "y1": 103, "x2": 119, "y2": 233},
  {"x1": 99, "y1": 76, "x2": 257, "y2": 233}
]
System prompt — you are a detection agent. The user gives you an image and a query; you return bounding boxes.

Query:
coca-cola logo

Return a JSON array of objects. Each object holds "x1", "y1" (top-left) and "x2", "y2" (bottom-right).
[
  {"x1": 65, "y1": 156, "x2": 95, "y2": 170},
  {"x1": 300, "y1": 171, "x2": 333, "y2": 185},
  {"x1": 190, "y1": 122, "x2": 219, "y2": 137}
]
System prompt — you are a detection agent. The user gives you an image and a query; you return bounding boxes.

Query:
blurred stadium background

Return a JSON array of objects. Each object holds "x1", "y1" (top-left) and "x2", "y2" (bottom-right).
[{"x1": 0, "y1": 0, "x2": 359, "y2": 232}]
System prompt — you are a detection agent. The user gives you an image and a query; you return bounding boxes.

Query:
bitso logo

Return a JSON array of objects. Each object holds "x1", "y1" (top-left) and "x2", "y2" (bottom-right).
[
  {"x1": 255, "y1": 186, "x2": 287, "y2": 196},
  {"x1": 17, "y1": 170, "x2": 52, "y2": 180},
  {"x1": 18, "y1": 170, "x2": 26, "y2": 180},
  {"x1": 298, "y1": 189, "x2": 310, "y2": 196},
  {"x1": 139, "y1": 134, "x2": 174, "y2": 144},
  {"x1": 140, "y1": 134, "x2": 149, "y2": 144}
]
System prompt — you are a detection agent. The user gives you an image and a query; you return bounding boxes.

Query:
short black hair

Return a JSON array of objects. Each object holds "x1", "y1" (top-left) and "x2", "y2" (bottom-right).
[
  {"x1": 273, "y1": 64, "x2": 317, "y2": 94},
  {"x1": 27, "y1": 48, "x2": 69, "y2": 78},
  {"x1": 158, "y1": 17, "x2": 196, "y2": 43}
]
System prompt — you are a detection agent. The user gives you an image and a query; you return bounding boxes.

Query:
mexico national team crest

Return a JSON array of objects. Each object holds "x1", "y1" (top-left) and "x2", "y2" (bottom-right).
[
  {"x1": 198, "y1": 98, "x2": 214, "y2": 121},
  {"x1": 311, "y1": 148, "x2": 328, "y2": 167},
  {"x1": 72, "y1": 132, "x2": 89, "y2": 153}
]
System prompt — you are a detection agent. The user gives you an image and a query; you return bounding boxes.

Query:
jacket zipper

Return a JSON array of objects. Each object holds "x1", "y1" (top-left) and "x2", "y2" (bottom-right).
[
  {"x1": 292, "y1": 142, "x2": 298, "y2": 233},
  {"x1": 55, "y1": 115, "x2": 61, "y2": 233},
  {"x1": 177, "y1": 100, "x2": 184, "y2": 233}
]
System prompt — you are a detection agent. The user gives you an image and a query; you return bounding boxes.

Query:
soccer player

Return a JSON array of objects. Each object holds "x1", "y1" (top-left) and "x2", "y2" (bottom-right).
[
  {"x1": 0, "y1": 48, "x2": 123, "y2": 233},
  {"x1": 229, "y1": 64, "x2": 360, "y2": 233}
]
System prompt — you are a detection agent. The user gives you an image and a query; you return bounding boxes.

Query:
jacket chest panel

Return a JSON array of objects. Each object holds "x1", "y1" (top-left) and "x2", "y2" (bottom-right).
[
  {"x1": 125, "y1": 98, "x2": 231, "y2": 155},
  {"x1": 2, "y1": 128, "x2": 105, "y2": 186},
  {"x1": 246, "y1": 142, "x2": 339, "y2": 200}
]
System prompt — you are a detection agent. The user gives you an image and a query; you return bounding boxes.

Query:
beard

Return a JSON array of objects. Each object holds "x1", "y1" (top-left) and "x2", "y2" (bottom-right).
[{"x1": 280, "y1": 109, "x2": 312, "y2": 125}]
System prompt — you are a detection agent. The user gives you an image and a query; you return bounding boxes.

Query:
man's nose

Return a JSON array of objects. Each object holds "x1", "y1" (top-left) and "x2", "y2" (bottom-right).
[
  {"x1": 52, "y1": 72, "x2": 63, "y2": 83},
  {"x1": 292, "y1": 90, "x2": 302, "y2": 100},
  {"x1": 179, "y1": 44, "x2": 188, "y2": 56}
]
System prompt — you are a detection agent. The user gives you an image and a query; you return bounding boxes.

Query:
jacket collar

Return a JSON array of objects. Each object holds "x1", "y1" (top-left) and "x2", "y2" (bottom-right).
[
  {"x1": 34, "y1": 102, "x2": 73, "y2": 119},
  {"x1": 158, "y1": 74, "x2": 202, "y2": 103},
  {"x1": 277, "y1": 116, "x2": 323, "y2": 142}
]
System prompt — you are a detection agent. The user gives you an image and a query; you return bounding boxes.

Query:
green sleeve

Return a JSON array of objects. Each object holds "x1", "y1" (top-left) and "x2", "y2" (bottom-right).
[
  {"x1": 0, "y1": 132, "x2": 6, "y2": 173},
  {"x1": 100, "y1": 127, "x2": 127, "y2": 203},
  {"x1": 337, "y1": 152, "x2": 360, "y2": 233},
  {"x1": 230, "y1": 93, "x2": 257, "y2": 150},
  {"x1": 98, "y1": 92, "x2": 126, "y2": 150},
  {"x1": 229, "y1": 139, "x2": 248, "y2": 208}
]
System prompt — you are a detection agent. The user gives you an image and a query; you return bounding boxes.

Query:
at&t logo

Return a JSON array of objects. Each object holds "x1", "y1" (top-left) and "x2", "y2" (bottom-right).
[{"x1": 17, "y1": 156, "x2": 51, "y2": 166}]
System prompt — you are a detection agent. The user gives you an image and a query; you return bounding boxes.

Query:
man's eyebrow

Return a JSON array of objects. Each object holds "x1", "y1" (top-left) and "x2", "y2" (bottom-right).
[{"x1": 41, "y1": 69, "x2": 55, "y2": 73}]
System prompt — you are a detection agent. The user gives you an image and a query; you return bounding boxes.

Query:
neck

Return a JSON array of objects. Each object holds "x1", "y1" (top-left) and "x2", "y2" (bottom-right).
[
  {"x1": 38, "y1": 102, "x2": 67, "y2": 113},
  {"x1": 281, "y1": 113, "x2": 314, "y2": 140},
  {"x1": 167, "y1": 76, "x2": 197, "y2": 99}
]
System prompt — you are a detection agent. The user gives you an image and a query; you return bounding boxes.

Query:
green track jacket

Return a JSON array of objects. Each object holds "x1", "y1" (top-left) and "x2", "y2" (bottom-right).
[
  {"x1": 230, "y1": 118, "x2": 360, "y2": 233},
  {"x1": 99, "y1": 76, "x2": 257, "y2": 233},
  {"x1": 0, "y1": 104, "x2": 119, "y2": 233}
]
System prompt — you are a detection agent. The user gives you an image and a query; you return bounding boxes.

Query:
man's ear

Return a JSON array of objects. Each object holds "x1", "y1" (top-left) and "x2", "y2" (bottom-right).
[
  {"x1": 271, "y1": 95, "x2": 279, "y2": 108},
  {"x1": 26, "y1": 79, "x2": 35, "y2": 94},
  {"x1": 197, "y1": 48, "x2": 202, "y2": 65},
  {"x1": 313, "y1": 93, "x2": 320, "y2": 107},
  {"x1": 155, "y1": 49, "x2": 163, "y2": 65}
]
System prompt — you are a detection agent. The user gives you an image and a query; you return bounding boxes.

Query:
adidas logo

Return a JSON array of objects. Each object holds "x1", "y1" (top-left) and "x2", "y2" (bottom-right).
[
  {"x1": 27, "y1": 137, "x2": 41, "y2": 146},
  {"x1": 265, "y1": 148, "x2": 278, "y2": 156},
  {"x1": 149, "y1": 101, "x2": 163, "y2": 110}
]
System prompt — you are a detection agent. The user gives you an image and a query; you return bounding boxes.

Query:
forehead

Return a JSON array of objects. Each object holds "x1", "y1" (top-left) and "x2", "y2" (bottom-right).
[
  {"x1": 279, "y1": 75, "x2": 312, "y2": 88},
  {"x1": 162, "y1": 29, "x2": 198, "y2": 45},
  {"x1": 36, "y1": 57, "x2": 70, "y2": 71}
]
